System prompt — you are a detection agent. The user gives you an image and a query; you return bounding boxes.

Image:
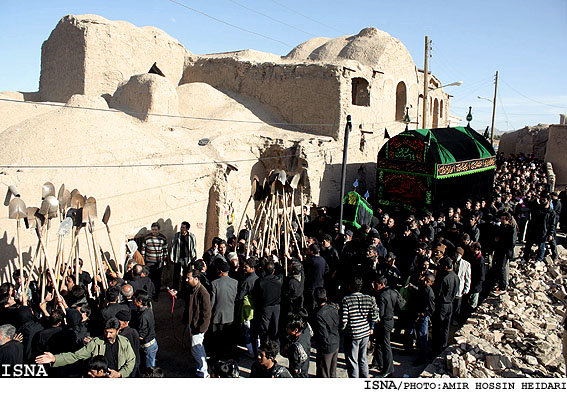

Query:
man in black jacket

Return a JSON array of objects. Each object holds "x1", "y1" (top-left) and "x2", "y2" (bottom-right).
[
  {"x1": 236, "y1": 257, "x2": 259, "y2": 357},
  {"x1": 467, "y1": 242, "x2": 486, "y2": 311},
  {"x1": 432, "y1": 257, "x2": 459, "y2": 355},
  {"x1": 116, "y1": 309, "x2": 140, "y2": 377},
  {"x1": 128, "y1": 265, "x2": 155, "y2": 300},
  {"x1": 303, "y1": 244, "x2": 328, "y2": 316},
  {"x1": 15, "y1": 306, "x2": 43, "y2": 363},
  {"x1": 492, "y1": 212, "x2": 516, "y2": 294},
  {"x1": 313, "y1": 287, "x2": 339, "y2": 377},
  {"x1": 525, "y1": 196, "x2": 556, "y2": 262},
  {"x1": 252, "y1": 261, "x2": 282, "y2": 346},
  {"x1": 133, "y1": 290, "x2": 157, "y2": 371},
  {"x1": 411, "y1": 272, "x2": 435, "y2": 363},
  {"x1": 0, "y1": 324, "x2": 23, "y2": 366},
  {"x1": 371, "y1": 276, "x2": 403, "y2": 378}
]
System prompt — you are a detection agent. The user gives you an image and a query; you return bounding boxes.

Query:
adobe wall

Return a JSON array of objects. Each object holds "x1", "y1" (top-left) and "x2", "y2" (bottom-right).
[
  {"x1": 181, "y1": 57, "x2": 343, "y2": 139},
  {"x1": 40, "y1": 14, "x2": 192, "y2": 103},
  {"x1": 544, "y1": 125, "x2": 567, "y2": 186},
  {"x1": 498, "y1": 125, "x2": 550, "y2": 160}
]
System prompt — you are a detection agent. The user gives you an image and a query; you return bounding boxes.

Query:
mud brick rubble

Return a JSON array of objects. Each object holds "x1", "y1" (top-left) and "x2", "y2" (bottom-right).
[{"x1": 421, "y1": 253, "x2": 567, "y2": 378}]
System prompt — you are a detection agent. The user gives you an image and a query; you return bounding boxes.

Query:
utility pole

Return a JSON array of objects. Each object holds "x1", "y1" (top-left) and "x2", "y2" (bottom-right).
[
  {"x1": 490, "y1": 71, "x2": 499, "y2": 145},
  {"x1": 422, "y1": 36, "x2": 430, "y2": 129},
  {"x1": 338, "y1": 115, "x2": 352, "y2": 235}
]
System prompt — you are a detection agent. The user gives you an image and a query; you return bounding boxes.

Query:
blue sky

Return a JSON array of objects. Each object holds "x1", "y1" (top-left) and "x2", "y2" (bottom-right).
[{"x1": 1, "y1": 0, "x2": 566, "y2": 131}]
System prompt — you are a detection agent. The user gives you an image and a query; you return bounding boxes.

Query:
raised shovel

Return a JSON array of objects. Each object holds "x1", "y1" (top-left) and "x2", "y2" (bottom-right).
[
  {"x1": 23, "y1": 207, "x2": 41, "y2": 296},
  {"x1": 85, "y1": 197, "x2": 109, "y2": 290},
  {"x1": 237, "y1": 176, "x2": 259, "y2": 234},
  {"x1": 102, "y1": 205, "x2": 120, "y2": 276},
  {"x1": 38, "y1": 196, "x2": 59, "y2": 301},
  {"x1": 57, "y1": 184, "x2": 67, "y2": 220},
  {"x1": 9, "y1": 197, "x2": 27, "y2": 303}
]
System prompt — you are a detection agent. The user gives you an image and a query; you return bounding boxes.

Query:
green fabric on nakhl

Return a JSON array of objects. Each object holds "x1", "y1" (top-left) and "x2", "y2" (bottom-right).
[
  {"x1": 413, "y1": 128, "x2": 456, "y2": 164},
  {"x1": 453, "y1": 127, "x2": 493, "y2": 159},
  {"x1": 435, "y1": 165, "x2": 496, "y2": 179}
]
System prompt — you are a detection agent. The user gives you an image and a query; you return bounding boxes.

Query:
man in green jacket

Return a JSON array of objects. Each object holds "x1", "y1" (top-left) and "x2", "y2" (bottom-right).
[{"x1": 36, "y1": 317, "x2": 136, "y2": 378}]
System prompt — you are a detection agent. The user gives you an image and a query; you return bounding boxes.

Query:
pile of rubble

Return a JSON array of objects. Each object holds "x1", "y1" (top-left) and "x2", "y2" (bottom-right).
[{"x1": 421, "y1": 253, "x2": 567, "y2": 378}]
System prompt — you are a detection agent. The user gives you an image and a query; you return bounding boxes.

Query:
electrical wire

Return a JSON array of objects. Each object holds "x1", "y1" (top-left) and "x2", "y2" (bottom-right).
[
  {"x1": 500, "y1": 78, "x2": 567, "y2": 110},
  {"x1": 269, "y1": 0, "x2": 347, "y2": 36},
  {"x1": 228, "y1": 0, "x2": 317, "y2": 37},
  {"x1": 167, "y1": 0, "x2": 292, "y2": 48},
  {"x1": 0, "y1": 97, "x2": 343, "y2": 127}
]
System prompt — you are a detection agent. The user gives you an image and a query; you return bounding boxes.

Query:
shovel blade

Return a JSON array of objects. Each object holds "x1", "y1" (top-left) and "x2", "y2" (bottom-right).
[
  {"x1": 42, "y1": 182, "x2": 56, "y2": 199},
  {"x1": 102, "y1": 205, "x2": 111, "y2": 224},
  {"x1": 277, "y1": 170, "x2": 287, "y2": 186},
  {"x1": 84, "y1": 197, "x2": 98, "y2": 221},
  {"x1": 57, "y1": 217, "x2": 73, "y2": 236},
  {"x1": 63, "y1": 189, "x2": 71, "y2": 209},
  {"x1": 39, "y1": 195, "x2": 59, "y2": 218},
  {"x1": 290, "y1": 173, "x2": 301, "y2": 189},
  {"x1": 57, "y1": 184, "x2": 66, "y2": 205},
  {"x1": 70, "y1": 191, "x2": 85, "y2": 209},
  {"x1": 8, "y1": 197, "x2": 27, "y2": 219}
]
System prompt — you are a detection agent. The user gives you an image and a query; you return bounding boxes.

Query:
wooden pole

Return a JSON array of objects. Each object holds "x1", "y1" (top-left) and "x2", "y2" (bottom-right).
[
  {"x1": 490, "y1": 71, "x2": 499, "y2": 145},
  {"x1": 104, "y1": 223, "x2": 120, "y2": 276},
  {"x1": 16, "y1": 219, "x2": 26, "y2": 305},
  {"x1": 422, "y1": 36, "x2": 430, "y2": 129}
]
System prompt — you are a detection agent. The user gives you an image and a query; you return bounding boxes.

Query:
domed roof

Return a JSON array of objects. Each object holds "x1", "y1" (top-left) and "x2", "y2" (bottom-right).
[{"x1": 285, "y1": 27, "x2": 415, "y2": 70}]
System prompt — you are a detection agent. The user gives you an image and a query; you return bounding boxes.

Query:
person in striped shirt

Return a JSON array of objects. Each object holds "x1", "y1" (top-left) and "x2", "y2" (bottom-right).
[
  {"x1": 340, "y1": 276, "x2": 379, "y2": 378},
  {"x1": 141, "y1": 222, "x2": 169, "y2": 301}
]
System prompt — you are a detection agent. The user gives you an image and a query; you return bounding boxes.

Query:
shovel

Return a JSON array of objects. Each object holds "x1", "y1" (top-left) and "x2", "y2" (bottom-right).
[
  {"x1": 102, "y1": 205, "x2": 120, "y2": 276},
  {"x1": 9, "y1": 197, "x2": 27, "y2": 303},
  {"x1": 85, "y1": 197, "x2": 109, "y2": 289},
  {"x1": 38, "y1": 196, "x2": 59, "y2": 301},
  {"x1": 54, "y1": 217, "x2": 73, "y2": 286},
  {"x1": 237, "y1": 176, "x2": 259, "y2": 235},
  {"x1": 246, "y1": 177, "x2": 268, "y2": 258},
  {"x1": 23, "y1": 207, "x2": 43, "y2": 295}
]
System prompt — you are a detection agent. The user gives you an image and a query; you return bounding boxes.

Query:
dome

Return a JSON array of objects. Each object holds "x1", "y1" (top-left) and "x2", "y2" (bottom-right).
[{"x1": 285, "y1": 27, "x2": 415, "y2": 70}]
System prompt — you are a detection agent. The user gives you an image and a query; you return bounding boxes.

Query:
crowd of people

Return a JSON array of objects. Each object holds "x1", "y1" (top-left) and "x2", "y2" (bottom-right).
[{"x1": 1, "y1": 152, "x2": 566, "y2": 378}]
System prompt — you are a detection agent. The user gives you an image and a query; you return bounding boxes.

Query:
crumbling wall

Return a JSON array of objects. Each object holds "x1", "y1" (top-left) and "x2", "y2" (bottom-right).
[
  {"x1": 181, "y1": 58, "x2": 343, "y2": 139},
  {"x1": 40, "y1": 14, "x2": 192, "y2": 103},
  {"x1": 544, "y1": 125, "x2": 567, "y2": 187},
  {"x1": 498, "y1": 125, "x2": 550, "y2": 159}
]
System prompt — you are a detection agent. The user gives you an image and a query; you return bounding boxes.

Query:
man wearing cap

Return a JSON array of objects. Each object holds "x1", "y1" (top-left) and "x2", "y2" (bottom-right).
[
  {"x1": 209, "y1": 259, "x2": 238, "y2": 360},
  {"x1": 171, "y1": 221, "x2": 197, "y2": 291},
  {"x1": 116, "y1": 309, "x2": 140, "y2": 377}
]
